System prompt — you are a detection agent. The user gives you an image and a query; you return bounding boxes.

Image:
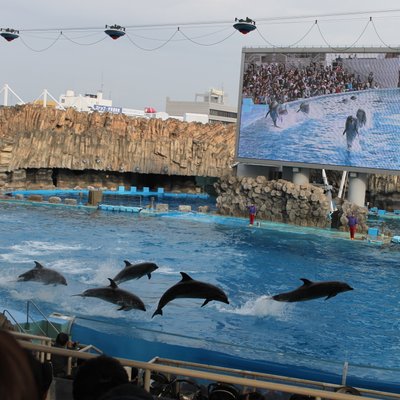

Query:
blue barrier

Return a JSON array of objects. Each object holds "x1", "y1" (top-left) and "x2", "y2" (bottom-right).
[{"x1": 368, "y1": 227, "x2": 379, "y2": 236}]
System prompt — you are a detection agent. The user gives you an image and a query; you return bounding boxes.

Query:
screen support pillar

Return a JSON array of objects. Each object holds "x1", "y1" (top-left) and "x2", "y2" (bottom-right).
[{"x1": 347, "y1": 172, "x2": 367, "y2": 207}]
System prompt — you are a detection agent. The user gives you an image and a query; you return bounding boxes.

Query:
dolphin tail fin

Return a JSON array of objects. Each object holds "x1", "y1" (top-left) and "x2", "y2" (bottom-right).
[
  {"x1": 201, "y1": 299, "x2": 211, "y2": 307},
  {"x1": 152, "y1": 308, "x2": 163, "y2": 318}
]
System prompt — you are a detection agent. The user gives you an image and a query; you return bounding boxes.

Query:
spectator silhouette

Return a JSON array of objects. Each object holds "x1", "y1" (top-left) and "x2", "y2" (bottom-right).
[
  {"x1": 52, "y1": 332, "x2": 71, "y2": 378},
  {"x1": 73, "y1": 355, "x2": 129, "y2": 400},
  {"x1": 0, "y1": 329, "x2": 40, "y2": 400}
]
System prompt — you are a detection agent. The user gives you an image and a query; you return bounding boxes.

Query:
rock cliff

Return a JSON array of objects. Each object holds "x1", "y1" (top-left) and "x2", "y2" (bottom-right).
[
  {"x1": 0, "y1": 104, "x2": 399, "y2": 212},
  {"x1": 0, "y1": 104, "x2": 235, "y2": 188}
]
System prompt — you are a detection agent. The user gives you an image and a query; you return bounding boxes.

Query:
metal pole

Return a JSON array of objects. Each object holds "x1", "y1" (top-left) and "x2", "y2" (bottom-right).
[
  {"x1": 342, "y1": 361, "x2": 349, "y2": 386},
  {"x1": 4, "y1": 83, "x2": 9, "y2": 106}
]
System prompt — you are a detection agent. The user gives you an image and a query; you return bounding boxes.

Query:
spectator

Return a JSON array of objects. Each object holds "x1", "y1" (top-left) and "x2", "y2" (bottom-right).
[
  {"x1": 0, "y1": 329, "x2": 40, "y2": 400},
  {"x1": 52, "y1": 332, "x2": 73, "y2": 378},
  {"x1": 73, "y1": 355, "x2": 129, "y2": 400},
  {"x1": 26, "y1": 351, "x2": 53, "y2": 400}
]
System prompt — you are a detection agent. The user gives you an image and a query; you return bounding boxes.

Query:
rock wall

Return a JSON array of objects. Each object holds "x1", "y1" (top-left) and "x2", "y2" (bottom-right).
[
  {"x1": 214, "y1": 175, "x2": 332, "y2": 228},
  {"x1": 214, "y1": 176, "x2": 370, "y2": 232},
  {"x1": 0, "y1": 105, "x2": 235, "y2": 188}
]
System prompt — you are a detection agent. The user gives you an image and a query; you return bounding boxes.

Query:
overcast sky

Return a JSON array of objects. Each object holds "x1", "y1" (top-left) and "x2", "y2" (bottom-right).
[{"x1": 1, "y1": 1, "x2": 400, "y2": 111}]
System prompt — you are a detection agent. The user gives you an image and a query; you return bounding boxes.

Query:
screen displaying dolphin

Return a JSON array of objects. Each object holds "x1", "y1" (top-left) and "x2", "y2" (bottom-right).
[
  {"x1": 17, "y1": 261, "x2": 67, "y2": 285},
  {"x1": 237, "y1": 48, "x2": 400, "y2": 173},
  {"x1": 272, "y1": 278, "x2": 353, "y2": 302},
  {"x1": 152, "y1": 272, "x2": 229, "y2": 318},
  {"x1": 112, "y1": 260, "x2": 159, "y2": 284},
  {"x1": 74, "y1": 278, "x2": 146, "y2": 311}
]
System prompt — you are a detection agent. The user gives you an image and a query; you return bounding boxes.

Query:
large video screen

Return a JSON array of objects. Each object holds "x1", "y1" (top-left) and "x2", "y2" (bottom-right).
[{"x1": 236, "y1": 48, "x2": 400, "y2": 173}]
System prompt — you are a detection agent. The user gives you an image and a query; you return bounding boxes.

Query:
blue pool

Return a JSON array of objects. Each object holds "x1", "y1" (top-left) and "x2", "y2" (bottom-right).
[{"x1": 1, "y1": 202, "x2": 400, "y2": 392}]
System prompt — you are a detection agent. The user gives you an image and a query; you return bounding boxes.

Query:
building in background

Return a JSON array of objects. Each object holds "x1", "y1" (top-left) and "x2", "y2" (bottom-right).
[
  {"x1": 59, "y1": 90, "x2": 115, "y2": 112},
  {"x1": 165, "y1": 88, "x2": 237, "y2": 124}
]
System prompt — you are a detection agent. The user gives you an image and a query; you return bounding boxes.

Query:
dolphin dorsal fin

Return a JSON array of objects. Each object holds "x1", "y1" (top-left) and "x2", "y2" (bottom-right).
[
  {"x1": 300, "y1": 278, "x2": 312, "y2": 286},
  {"x1": 34, "y1": 261, "x2": 44, "y2": 269},
  {"x1": 123, "y1": 260, "x2": 132, "y2": 268},
  {"x1": 180, "y1": 272, "x2": 193, "y2": 282},
  {"x1": 108, "y1": 278, "x2": 118, "y2": 289}
]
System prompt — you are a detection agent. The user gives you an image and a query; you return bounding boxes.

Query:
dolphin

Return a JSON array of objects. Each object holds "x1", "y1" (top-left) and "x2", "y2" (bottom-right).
[
  {"x1": 18, "y1": 261, "x2": 67, "y2": 285},
  {"x1": 152, "y1": 272, "x2": 229, "y2": 318},
  {"x1": 356, "y1": 108, "x2": 367, "y2": 128},
  {"x1": 265, "y1": 101, "x2": 280, "y2": 127},
  {"x1": 112, "y1": 260, "x2": 159, "y2": 284},
  {"x1": 272, "y1": 278, "x2": 353, "y2": 302},
  {"x1": 342, "y1": 115, "x2": 359, "y2": 150},
  {"x1": 74, "y1": 278, "x2": 146, "y2": 311},
  {"x1": 296, "y1": 102, "x2": 309, "y2": 114}
]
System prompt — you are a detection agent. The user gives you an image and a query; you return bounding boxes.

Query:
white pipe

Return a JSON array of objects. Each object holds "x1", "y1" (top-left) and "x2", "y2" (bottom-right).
[{"x1": 338, "y1": 171, "x2": 348, "y2": 199}]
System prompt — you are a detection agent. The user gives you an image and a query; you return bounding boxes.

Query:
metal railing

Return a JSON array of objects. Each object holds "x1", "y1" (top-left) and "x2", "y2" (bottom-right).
[
  {"x1": 14, "y1": 333, "x2": 400, "y2": 400},
  {"x1": 25, "y1": 300, "x2": 60, "y2": 338},
  {"x1": 2, "y1": 309, "x2": 26, "y2": 333}
]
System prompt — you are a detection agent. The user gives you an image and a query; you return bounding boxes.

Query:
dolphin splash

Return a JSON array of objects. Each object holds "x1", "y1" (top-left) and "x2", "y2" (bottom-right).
[
  {"x1": 74, "y1": 278, "x2": 146, "y2": 311},
  {"x1": 18, "y1": 261, "x2": 67, "y2": 286},
  {"x1": 152, "y1": 272, "x2": 229, "y2": 318},
  {"x1": 112, "y1": 260, "x2": 159, "y2": 284},
  {"x1": 272, "y1": 278, "x2": 353, "y2": 302}
]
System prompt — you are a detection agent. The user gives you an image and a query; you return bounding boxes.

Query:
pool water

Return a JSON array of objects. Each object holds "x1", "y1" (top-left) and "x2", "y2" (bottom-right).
[{"x1": 1, "y1": 203, "x2": 400, "y2": 390}]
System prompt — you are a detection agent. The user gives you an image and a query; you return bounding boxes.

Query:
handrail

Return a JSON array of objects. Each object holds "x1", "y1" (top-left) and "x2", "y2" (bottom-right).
[
  {"x1": 151, "y1": 357, "x2": 400, "y2": 399},
  {"x1": 11, "y1": 330, "x2": 53, "y2": 344},
  {"x1": 26, "y1": 300, "x2": 60, "y2": 337},
  {"x1": 78, "y1": 344, "x2": 103, "y2": 355},
  {"x1": 17, "y1": 340, "x2": 397, "y2": 400},
  {"x1": 150, "y1": 357, "x2": 336, "y2": 391}
]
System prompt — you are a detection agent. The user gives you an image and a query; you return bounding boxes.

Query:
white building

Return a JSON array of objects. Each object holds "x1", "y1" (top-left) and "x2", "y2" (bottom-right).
[
  {"x1": 57, "y1": 88, "x2": 226, "y2": 123},
  {"x1": 165, "y1": 89, "x2": 237, "y2": 124},
  {"x1": 59, "y1": 90, "x2": 115, "y2": 112}
]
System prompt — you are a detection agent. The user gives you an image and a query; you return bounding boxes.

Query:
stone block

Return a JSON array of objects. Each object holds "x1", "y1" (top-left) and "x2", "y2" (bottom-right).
[
  {"x1": 49, "y1": 196, "x2": 62, "y2": 204},
  {"x1": 178, "y1": 205, "x2": 192, "y2": 212},
  {"x1": 156, "y1": 203, "x2": 169, "y2": 212},
  {"x1": 27, "y1": 194, "x2": 43, "y2": 202},
  {"x1": 64, "y1": 198, "x2": 77, "y2": 205}
]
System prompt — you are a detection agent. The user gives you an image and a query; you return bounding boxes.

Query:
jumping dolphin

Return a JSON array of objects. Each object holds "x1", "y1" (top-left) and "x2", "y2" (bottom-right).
[
  {"x1": 356, "y1": 108, "x2": 367, "y2": 128},
  {"x1": 112, "y1": 260, "x2": 159, "y2": 284},
  {"x1": 74, "y1": 278, "x2": 146, "y2": 311},
  {"x1": 152, "y1": 272, "x2": 229, "y2": 318},
  {"x1": 265, "y1": 100, "x2": 280, "y2": 127},
  {"x1": 272, "y1": 278, "x2": 353, "y2": 302},
  {"x1": 343, "y1": 115, "x2": 359, "y2": 150},
  {"x1": 18, "y1": 261, "x2": 67, "y2": 286}
]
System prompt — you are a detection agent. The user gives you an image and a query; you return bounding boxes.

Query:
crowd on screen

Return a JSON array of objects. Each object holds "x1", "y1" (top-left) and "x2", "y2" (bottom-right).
[{"x1": 242, "y1": 58, "x2": 376, "y2": 105}]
